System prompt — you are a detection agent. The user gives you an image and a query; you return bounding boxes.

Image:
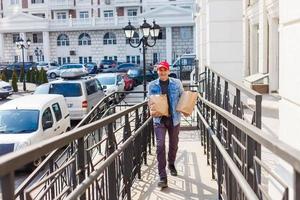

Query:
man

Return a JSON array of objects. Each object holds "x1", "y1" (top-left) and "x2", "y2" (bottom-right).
[{"x1": 148, "y1": 61, "x2": 184, "y2": 188}]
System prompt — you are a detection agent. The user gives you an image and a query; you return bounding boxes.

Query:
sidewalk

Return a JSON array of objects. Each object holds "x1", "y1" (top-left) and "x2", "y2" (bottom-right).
[{"x1": 131, "y1": 130, "x2": 218, "y2": 200}]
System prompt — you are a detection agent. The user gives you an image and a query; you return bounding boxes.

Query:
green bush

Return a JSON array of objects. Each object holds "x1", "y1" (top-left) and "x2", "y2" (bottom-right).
[
  {"x1": 20, "y1": 66, "x2": 24, "y2": 82},
  {"x1": 40, "y1": 68, "x2": 48, "y2": 84},
  {"x1": 26, "y1": 69, "x2": 31, "y2": 83},
  {"x1": 12, "y1": 69, "x2": 18, "y2": 92},
  {"x1": 1, "y1": 72, "x2": 7, "y2": 82},
  {"x1": 30, "y1": 69, "x2": 37, "y2": 83},
  {"x1": 36, "y1": 69, "x2": 41, "y2": 85}
]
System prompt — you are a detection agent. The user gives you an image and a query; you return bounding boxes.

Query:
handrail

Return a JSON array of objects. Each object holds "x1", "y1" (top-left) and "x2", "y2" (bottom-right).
[
  {"x1": 197, "y1": 108, "x2": 259, "y2": 200},
  {"x1": 66, "y1": 116, "x2": 153, "y2": 199},
  {"x1": 205, "y1": 65, "x2": 261, "y2": 98},
  {"x1": 198, "y1": 94, "x2": 300, "y2": 173},
  {"x1": 0, "y1": 101, "x2": 147, "y2": 176}
]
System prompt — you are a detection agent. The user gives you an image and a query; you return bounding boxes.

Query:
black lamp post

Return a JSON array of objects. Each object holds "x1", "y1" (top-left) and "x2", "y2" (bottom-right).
[
  {"x1": 123, "y1": 20, "x2": 160, "y2": 99},
  {"x1": 16, "y1": 37, "x2": 31, "y2": 91},
  {"x1": 34, "y1": 47, "x2": 43, "y2": 62}
]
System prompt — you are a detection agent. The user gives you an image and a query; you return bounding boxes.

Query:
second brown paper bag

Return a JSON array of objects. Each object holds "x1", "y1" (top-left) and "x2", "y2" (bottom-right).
[
  {"x1": 176, "y1": 91, "x2": 198, "y2": 116},
  {"x1": 149, "y1": 94, "x2": 169, "y2": 117}
]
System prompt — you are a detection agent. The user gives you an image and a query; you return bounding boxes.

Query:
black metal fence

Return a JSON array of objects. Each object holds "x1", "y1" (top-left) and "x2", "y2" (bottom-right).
[
  {"x1": 0, "y1": 99, "x2": 154, "y2": 200},
  {"x1": 197, "y1": 66, "x2": 300, "y2": 199}
]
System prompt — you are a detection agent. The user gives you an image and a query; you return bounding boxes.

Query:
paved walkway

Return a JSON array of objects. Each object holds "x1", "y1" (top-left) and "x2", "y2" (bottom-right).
[{"x1": 131, "y1": 130, "x2": 218, "y2": 200}]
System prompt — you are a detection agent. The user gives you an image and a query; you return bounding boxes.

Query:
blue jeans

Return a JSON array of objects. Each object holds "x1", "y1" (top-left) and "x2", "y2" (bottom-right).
[{"x1": 154, "y1": 118, "x2": 180, "y2": 178}]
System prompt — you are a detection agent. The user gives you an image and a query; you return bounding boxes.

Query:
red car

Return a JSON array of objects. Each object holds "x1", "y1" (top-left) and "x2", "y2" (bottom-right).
[{"x1": 123, "y1": 74, "x2": 134, "y2": 91}]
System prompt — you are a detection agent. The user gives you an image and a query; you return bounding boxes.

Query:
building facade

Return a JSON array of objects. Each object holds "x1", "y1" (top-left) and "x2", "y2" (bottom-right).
[
  {"x1": 0, "y1": 0, "x2": 196, "y2": 66},
  {"x1": 195, "y1": 0, "x2": 244, "y2": 83},
  {"x1": 243, "y1": 0, "x2": 279, "y2": 92}
]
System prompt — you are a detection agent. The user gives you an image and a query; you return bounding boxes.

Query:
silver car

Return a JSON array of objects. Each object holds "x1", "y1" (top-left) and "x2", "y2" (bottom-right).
[
  {"x1": 0, "y1": 80, "x2": 13, "y2": 99},
  {"x1": 47, "y1": 64, "x2": 87, "y2": 79}
]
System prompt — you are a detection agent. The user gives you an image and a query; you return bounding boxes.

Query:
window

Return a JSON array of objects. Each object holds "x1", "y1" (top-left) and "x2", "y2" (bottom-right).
[
  {"x1": 78, "y1": 33, "x2": 91, "y2": 45},
  {"x1": 49, "y1": 83, "x2": 82, "y2": 97},
  {"x1": 33, "y1": 33, "x2": 43, "y2": 43},
  {"x1": 14, "y1": 56, "x2": 19, "y2": 62},
  {"x1": 57, "y1": 34, "x2": 69, "y2": 46},
  {"x1": 58, "y1": 57, "x2": 70, "y2": 65},
  {"x1": 126, "y1": 55, "x2": 140, "y2": 64},
  {"x1": 57, "y1": 12, "x2": 67, "y2": 20},
  {"x1": 79, "y1": 11, "x2": 89, "y2": 19},
  {"x1": 10, "y1": 0, "x2": 19, "y2": 5},
  {"x1": 131, "y1": 56, "x2": 135, "y2": 63},
  {"x1": 180, "y1": 27, "x2": 192, "y2": 40},
  {"x1": 42, "y1": 108, "x2": 53, "y2": 130},
  {"x1": 79, "y1": 56, "x2": 92, "y2": 64},
  {"x1": 52, "y1": 103, "x2": 62, "y2": 122},
  {"x1": 126, "y1": 32, "x2": 139, "y2": 44},
  {"x1": 158, "y1": 28, "x2": 165, "y2": 40},
  {"x1": 127, "y1": 9, "x2": 137, "y2": 16},
  {"x1": 32, "y1": 13, "x2": 45, "y2": 18},
  {"x1": 137, "y1": 56, "x2": 140, "y2": 64},
  {"x1": 12, "y1": 34, "x2": 19, "y2": 43},
  {"x1": 31, "y1": 0, "x2": 44, "y2": 3},
  {"x1": 103, "y1": 32, "x2": 116, "y2": 45},
  {"x1": 126, "y1": 56, "x2": 130, "y2": 63},
  {"x1": 86, "y1": 80, "x2": 98, "y2": 95},
  {"x1": 104, "y1": 10, "x2": 113, "y2": 18},
  {"x1": 114, "y1": 56, "x2": 117, "y2": 61},
  {"x1": 153, "y1": 53, "x2": 158, "y2": 64}
]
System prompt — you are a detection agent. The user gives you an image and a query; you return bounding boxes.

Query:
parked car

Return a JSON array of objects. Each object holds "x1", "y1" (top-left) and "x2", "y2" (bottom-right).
[
  {"x1": 99, "y1": 60, "x2": 117, "y2": 72},
  {"x1": 36, "y1": 62, "x2": 60, "y2": 71},
  {"x1": 35, "y1": 72, "x2": 105, "y2": 120},
  {"x1": 0, "y1": 94, "x2": 71, "y2": 165},
  {"x1": 85, "y1": 62, "x2": 98, "y2": 74},
  {"x1": 95, "y1": 73, "x2": 125, "y2": 95},
  {"x1": 47, "y1": 63, "x2": 88, "y2": 79},
  {"x1": 0, "y1": 81, "x2": 13, "y2": 99},
  {"x1": 122, "y1": 74, "x2": 134, "y2": 91},
  {"x1": 115, "y1": 63, "x2": 139, "y2": 73},
  {"x1": 6, "y1": 62, "x2": 37, "y2": 73},
  {"x1": 127, "y1": 68, "x2": 158, "y2": 86},
  {"x1": 169, "y1": 53, "x2": 196, "y2": 79}
]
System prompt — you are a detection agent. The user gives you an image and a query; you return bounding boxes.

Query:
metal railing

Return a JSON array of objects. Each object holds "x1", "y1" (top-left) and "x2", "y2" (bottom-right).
[
  {"x1": 196, "y1": 94, "x2": 300, "y2": 199},
  {"x1": 0, "y1": 93, "x2": 154, "y2": 199}
]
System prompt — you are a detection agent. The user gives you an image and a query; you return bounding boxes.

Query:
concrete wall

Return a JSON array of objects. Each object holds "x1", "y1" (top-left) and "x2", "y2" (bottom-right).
[{"x1": 197, "y1": 0, "x2": 243, "y2": 83}]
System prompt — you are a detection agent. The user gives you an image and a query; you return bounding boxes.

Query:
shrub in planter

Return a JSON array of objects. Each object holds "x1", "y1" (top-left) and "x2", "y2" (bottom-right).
[{"x1": 12, "y1": 69, "x2": 18, "y2": 92}]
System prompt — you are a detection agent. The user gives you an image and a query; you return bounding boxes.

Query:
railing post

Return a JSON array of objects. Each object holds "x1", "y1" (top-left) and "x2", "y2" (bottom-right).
[
  {"x1": 216, "y1": 113, "x2": 223, "y2": 199},
  {"x1": 135, "y1": 109, "x2": 142, "y2": 179},
  {"x1": 143, "y1": 105, "x2": 148, "y2": 165},
  {"x1": 77, "y1": 137, "x2": 86, "y2": 200},
  {"x1": 106, "y1": 122, "x2": 117, "y2": 200},
  {"x1": 211, "y1": 72, "x2": 215, "y2": 104},
  {"x1": 295, "y1": 170, "x2": 300, "y2": 200},
  {"x1": 123, "y1": 114, "x2": 132, "y2": 200},
  {"x1": 223, "y1": 81, "x2": 229, "y2": 111},
  {"x1": 195, "y1": 59, "x2": 199, "y2": 83},
  {"x1": 1, "y1": 172, "x2": 14, "y2": 200},
  {"x1": 254, "y1": 95, "x2": 262, "y2": 194}
]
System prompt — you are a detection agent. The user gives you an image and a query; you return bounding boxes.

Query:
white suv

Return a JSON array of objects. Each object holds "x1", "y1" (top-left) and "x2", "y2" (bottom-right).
[
  {"x1": 35, "y1": 76, "x2": 105, "y2": 120},
  {"x1": 0, "y1": 94, "x2": 71, "y2": 158}
]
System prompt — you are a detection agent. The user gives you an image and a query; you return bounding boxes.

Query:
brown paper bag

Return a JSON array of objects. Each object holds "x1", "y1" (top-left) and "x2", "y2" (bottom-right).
[
  {"x1": 176, "y1": 91, "x2": 198, "y2": 116},
  {"x1": 148, "y1": 94, "x2": 169, "y2": 117}
]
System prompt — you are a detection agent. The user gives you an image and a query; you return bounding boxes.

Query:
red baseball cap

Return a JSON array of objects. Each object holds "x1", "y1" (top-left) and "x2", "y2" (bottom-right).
[{"x1": 157, "y1": 61, "x2": 170, "y2": 71}]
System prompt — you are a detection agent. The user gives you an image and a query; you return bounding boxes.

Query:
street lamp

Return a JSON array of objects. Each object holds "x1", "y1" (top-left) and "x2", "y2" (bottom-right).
[
  {"x1": 34, "y1": 47, "x2": 43, "y2": 62},
  {"x1": 123, "y1": 20, "x2": 161, "y2": 99},
  {"x1": 16, "y1": 37, "x2": 31, "y2": 91}
]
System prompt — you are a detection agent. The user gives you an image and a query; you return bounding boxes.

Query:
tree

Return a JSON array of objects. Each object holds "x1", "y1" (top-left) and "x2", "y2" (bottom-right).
[
  {"x1": 19, "y1": 66, "x2": 24, "y2": 82},
  {"x1": 36, "y1": 68, "x2": 41, "y2": 85},
  {"x1": 1, "y1": 72, "x2": 7, "y2": 82},
  {"x1": 40, "y1": 68, "x2": 48, "y2": 84},
  {"x1": 26, "y1": 68, "x2": 31, "y2": 83},
  {"x1": 31, "y1": 68, "x2": 37, "y2": 83},
  {"x1": 12, "y1": 69, "x2": 18, "y2": 92}
]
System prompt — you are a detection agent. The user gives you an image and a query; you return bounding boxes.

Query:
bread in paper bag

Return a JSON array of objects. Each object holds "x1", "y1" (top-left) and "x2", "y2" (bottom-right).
[
  {"x1": 176, "y1": 91, "x2": 198, "y2": 116},
  {"x1": 148, "y1": 94, "x2": 169, "y2": 117}
]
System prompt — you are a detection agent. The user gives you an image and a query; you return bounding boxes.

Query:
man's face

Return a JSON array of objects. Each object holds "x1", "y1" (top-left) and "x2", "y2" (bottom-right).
[{"x1": 157, "y1": 67, "x2": 169, "y2": 81}]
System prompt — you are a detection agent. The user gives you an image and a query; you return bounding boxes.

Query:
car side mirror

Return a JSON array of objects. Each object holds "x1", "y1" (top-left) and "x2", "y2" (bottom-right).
[
  {"x1": 43, "y1": 121, "x2": 53, "y2": 130},
  {"x1": 102, "y1": 85, "x2": 107, "y2": 89}
]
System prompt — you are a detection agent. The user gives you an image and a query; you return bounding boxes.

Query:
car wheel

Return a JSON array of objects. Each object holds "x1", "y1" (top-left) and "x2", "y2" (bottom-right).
[{"x1": 50, "y1": 72, "x2": 56, "y2": 79}]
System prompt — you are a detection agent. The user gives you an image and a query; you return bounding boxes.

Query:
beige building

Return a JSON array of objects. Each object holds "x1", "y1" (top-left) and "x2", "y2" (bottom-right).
[{"x1": 0, "y1": 0, "x2": 196, "y2": 65}]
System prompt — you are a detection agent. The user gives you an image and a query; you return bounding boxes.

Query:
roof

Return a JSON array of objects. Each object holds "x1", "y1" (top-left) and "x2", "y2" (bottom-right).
[{"x1": 0, "y1": 94, "x2": 63, "y2": 110}]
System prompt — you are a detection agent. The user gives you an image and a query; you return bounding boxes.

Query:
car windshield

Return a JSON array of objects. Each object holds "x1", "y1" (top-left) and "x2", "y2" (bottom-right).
[
  {"x1": 0, "y1": 110, "x2": 39, "y2": 134},
  {"x1": 97, "y1": 76, "x2": 116, "y2": 86},
  {"x1": 49, "y1": 83, "x2": 82, "y2": 97},
  {"x1": 128, "y1": 69, "x2": 140, "y2": 76},
  {"x1": 34, "y1": 84, "x2": 49, "y2": 94}
]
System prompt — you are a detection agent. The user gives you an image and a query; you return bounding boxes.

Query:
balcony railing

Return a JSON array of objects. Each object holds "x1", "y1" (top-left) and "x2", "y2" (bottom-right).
[
  {"x1": 49, "y1": 16, "x2": 140, "y2": 29},
  {"x1": 49, "y1": 0, "x2": 75, "y2": 10}
]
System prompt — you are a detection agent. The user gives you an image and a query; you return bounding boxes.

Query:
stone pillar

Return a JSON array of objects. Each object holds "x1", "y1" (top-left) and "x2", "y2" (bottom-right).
[
  {"x1": 0, "y1": 33, "x2": 4, "y2": 62},
  {"x1": 258, "y1": 0, "x2": 268, "y2": 74},
  {"x1": 166, "y1": 26, "x2": 172, "y2": 64},
  {"x1": 268, "y1": 17, "x2": 279, "y2": 92},
  {"x1": 43, "y1": 31, "x2": 50, "y2": 63},
  {"x1": 20, "y1": 32, "x2": 28, "y2": 62},
  {"x1": 249, "y1": 24, "x2": 259, "y2": 74}
]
